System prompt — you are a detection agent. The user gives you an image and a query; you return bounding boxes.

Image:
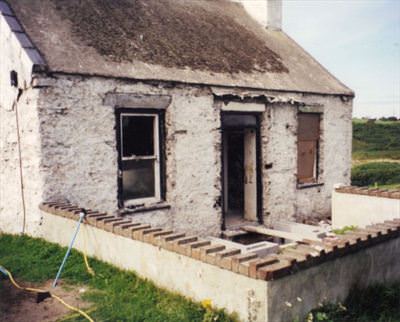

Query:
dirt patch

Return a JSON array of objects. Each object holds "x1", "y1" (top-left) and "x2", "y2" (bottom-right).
[
  {"x1": 0, "y1": 280, "x2": 90, "y2": 322},
  {"x1": 49, "y1": 0, "x2": 288, "y2": 74}
]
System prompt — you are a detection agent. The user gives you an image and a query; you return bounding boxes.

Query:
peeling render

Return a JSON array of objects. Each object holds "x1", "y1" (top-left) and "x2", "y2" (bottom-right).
[
  {"x1": 1, "y1": 63, "x2": 352, "y2": 236},
  {"x1": 0, "y1": 13, "x2": 44, "y2": 234},
  {"x1": 262, "y1": 93, "x2": 352, "y2": 225},
  {"x1": 33, "y1": 75, "x2": 222, "y2": 236}
]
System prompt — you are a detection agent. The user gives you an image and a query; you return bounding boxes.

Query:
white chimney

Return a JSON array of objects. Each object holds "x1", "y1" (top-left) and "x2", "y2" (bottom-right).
[
  {"x1": 267, "y1": 0, "x2": 282, "y2": 30},
  {"x1": 235, "y1": 0, "x2": 282, "y2": 31}
]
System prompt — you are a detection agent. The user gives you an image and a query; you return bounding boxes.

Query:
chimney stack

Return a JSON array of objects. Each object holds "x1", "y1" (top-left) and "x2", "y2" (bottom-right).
[
  {"x1": 236, "y1": 0, "x2": 282, "y2": 31},
  {"x1": 267, "y1": 0, "x2": 282, "y2": 31}
]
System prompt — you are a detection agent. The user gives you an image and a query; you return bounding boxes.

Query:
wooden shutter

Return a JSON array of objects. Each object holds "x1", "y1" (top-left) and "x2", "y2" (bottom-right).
[
  {"x1": 297, "y1": 114, "x2": 320, "y2": 183},
  {"x1": 298, "y1": 114, "x2": 320, "y2": 141},
  {"x1": 297, "y1": 141, "x2": 317, "y2": 182}
]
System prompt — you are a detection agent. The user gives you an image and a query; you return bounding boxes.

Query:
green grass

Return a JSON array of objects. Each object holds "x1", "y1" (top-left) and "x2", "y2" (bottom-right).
[
  {"x1": 352, "y1": 149, "x2": 400, "y2": 161},
  {"x1": 352, "y1": 120, "x2": 400, "y2": 161},
  {"x1": 372, "y1": 183, "x2": 400, "y2": 189},
  {"x1": 307, "y1": 282, "x2": 400, "y2": 322},
  {"x1": 0, "y1": 233, "x2": 237, "y2": 322},
  {"x1": 352, "y1": 120, "x2": 400, "y2": 188},
  {"x1": 351, "y1": 162, "x2": 400, "y2": 187},
  {"x1": 332, "y1": 225, "x2": 357, "y2": 235}
]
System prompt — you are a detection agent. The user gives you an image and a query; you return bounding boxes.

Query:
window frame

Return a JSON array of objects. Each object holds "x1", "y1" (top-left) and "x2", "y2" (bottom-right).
[
  {"x1": 116, "y1": 109, "x2": 165, "y2": 207},
  {"x1": 297, "y1": 112, "x2": 321, "y2": 186}
]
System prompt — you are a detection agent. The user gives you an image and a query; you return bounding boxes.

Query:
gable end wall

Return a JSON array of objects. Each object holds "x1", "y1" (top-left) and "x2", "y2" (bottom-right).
[{"x1": 0, "y1": 12, "x2": 44, "y2": 234}]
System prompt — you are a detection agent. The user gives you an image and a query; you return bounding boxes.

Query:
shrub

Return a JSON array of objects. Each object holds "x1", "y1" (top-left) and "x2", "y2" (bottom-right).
[
  {"x1": 309, "y1": 282, "x2": 400, "y2": 322},
  {"x1": 351, "y1": 162, "x2": 400, "y2": 186}
]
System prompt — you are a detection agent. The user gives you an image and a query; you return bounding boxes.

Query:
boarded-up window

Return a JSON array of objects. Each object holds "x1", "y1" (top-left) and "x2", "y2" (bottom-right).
[{"x1": 297, "y1": 113, "x2": 320, "y2": 184}]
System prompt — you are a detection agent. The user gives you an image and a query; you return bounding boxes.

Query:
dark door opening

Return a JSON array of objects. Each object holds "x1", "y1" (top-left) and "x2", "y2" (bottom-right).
[
  {"x1": 226, "y1": 131, "x2": 244, "y2": 215},
  {"x1": 221, "y1": 113, "x2": 261, "y2": 229}
]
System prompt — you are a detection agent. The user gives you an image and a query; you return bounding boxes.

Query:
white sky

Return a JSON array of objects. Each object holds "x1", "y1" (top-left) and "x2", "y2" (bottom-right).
[{"x1": 282, "y1": 0, "x2": 400, "y2": 118}]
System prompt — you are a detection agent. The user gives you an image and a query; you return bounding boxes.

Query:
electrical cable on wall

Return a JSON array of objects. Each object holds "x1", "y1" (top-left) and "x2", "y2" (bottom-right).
[{"x1": 14, "y1": 88, "x2": 27, "y2": 235}]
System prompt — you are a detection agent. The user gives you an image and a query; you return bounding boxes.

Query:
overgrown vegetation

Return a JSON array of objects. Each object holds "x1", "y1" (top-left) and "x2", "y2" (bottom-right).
[
  {"x1": 351, "y1": 119, "x2": 400, "y2": 189},
  {"x1": 307, "y1": 282, "x2": 400, "y2": 322},
  {"x1": 0, "y1": 234, "x2": 236, "y2": 322},
  {"x1": 351, "y1": 162, "x2": 400, "y2": 187},
  {"x1": 332, "y1": 225, "x2": 357, "y2": 235},
  {"x1": 352, "y1": 119, "x2": 400, "y2": 160}
]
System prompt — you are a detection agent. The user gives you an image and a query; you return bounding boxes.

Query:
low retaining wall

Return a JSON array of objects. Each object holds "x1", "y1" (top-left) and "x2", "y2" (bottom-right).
[
  {"x1": 37, "y1": 202, "x2": 400, "y2": 322},
  {"x1": 332, "y1": 186, "x2": 400, "y2": 229}
]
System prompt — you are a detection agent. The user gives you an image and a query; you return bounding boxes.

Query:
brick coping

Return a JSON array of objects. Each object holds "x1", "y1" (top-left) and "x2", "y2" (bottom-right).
[
  {"x1": 335, "y1": 186, "x2": 400, "y2": 199},
  {"x1": 39, "y1": 202, "x2": 400, "y2": 281}
]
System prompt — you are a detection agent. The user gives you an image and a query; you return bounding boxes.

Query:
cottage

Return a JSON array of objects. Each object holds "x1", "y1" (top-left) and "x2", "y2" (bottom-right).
[{"x1": 0, "y1": 0, "x2": 353, "y2": 237}]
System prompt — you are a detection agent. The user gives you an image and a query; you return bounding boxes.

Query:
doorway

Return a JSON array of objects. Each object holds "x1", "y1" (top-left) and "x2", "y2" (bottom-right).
[{"x1": 222, "y1": 113, "x2": 261, "y2": 229}]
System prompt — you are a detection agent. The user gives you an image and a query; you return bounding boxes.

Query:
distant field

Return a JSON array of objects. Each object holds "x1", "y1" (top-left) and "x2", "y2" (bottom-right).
[
  {"x1": 352, "y1": 119, "x2": 400, "y2": 189},
  {"x1": 352, "y1": 119, "x2": 400, "y2": 161}
]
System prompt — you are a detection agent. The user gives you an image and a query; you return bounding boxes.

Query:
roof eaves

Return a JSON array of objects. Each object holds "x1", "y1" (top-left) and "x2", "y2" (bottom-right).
[
  {"x1": 283, "y1": 32, "x2": 354, "y2": 97},
  {"x1": 1, "y1": 0, "x2": 47, "y2": 73}
]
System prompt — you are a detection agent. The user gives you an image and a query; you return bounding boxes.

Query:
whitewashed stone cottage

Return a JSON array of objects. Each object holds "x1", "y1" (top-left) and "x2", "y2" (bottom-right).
[{"x1": 0, "y1": 0, "x2": 353, "y2": 236}]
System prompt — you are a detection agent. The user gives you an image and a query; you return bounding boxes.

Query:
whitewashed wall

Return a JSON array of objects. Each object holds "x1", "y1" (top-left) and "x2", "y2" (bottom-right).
[
  {"x1": 1, "y1": 73, "x2": 352, "y2": 236},
  {"x1": 0, "y1": 15, "x2": 44, "y2": 234},
  {"x1": 36, "y1": 76, "x2": 222, "y2": 236},
  {"x1": 332, "y1": 191, "x2": 400, "y2": 228},
  {"x1": 262, "y1": 94, "x2": 352, "y2": 225}
]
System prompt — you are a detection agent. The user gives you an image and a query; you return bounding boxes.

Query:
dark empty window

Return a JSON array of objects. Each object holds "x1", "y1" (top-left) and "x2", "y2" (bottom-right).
[
  {"x1": 297, "y1": 113, "x2": 320, "y2": 184},
  {"x1": 122, "y1": 116, "x2": 154, "y2": 157}
]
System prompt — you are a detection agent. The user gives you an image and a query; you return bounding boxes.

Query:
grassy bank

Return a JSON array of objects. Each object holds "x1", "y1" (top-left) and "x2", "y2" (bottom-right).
[
  {"x1": 0, "y1": 233, "x2": 236, "y2": 322},
  {"x1": 352, "y1": 119, "x2": 400, "y2": 161},
  {"x1": 307, "y1": 282, "x2": 400, "y2": 322},
  {"x1": 351, "y1": 162, "x2": 400, "y2": 188},
  {"x1": 352, "y1": 119, "x2": 400, "y2": 188}
]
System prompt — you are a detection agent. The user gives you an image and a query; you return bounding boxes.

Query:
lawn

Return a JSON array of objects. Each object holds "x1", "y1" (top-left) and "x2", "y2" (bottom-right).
[
  {"x1": 0, "y1": 233, "x2": 236, "y2": 322},
  {"x1": 352, "y1": 119, "x2": 400, "y2": 188}
]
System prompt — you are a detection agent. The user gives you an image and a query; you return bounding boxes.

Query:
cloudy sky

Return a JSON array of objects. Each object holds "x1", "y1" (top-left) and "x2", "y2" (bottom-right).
[{"x1": 283, "y1": 0, "x2": 400, "y2": 118}]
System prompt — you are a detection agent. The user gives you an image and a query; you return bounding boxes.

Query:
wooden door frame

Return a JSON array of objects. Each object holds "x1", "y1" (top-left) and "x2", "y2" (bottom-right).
[{"x1": 220, "y1": 111, "x2": 263, "y2": 230}]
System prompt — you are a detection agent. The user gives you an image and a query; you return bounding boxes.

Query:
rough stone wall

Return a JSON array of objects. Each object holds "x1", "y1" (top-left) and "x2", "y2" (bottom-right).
[
  {"x1": 170, "y1": 91, "x2": 221, "y2": 235},
  {"x1": 261, "y1": 103, "x2": 298, "y2": 223},
  {"x1": 37, "y1": 76, "x2": 119, "y2": 214},
  {"x1": 36, "y1": 75, "x2": 222, "y2": 236},
  {"x1": 261, "y1": 94, "x2": 353, "y2": 224},
  {"x1": 0, "y1": 15, "x2": 43, "y2": 234},
  {"x1": 2, "y1": 55, "x2": 351, "y2": 236}
]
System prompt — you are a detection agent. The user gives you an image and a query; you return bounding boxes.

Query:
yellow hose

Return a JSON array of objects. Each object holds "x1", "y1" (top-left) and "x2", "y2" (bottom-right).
[
  {"x1": 83, "y1": 253, "x2": 95, "y2": 276},
  {"x1": 81, "y1": 230, "x2": 95, "y2": 277},
  {"x1": 2, "y1": 266, "x2": 94, "y2": 322}
]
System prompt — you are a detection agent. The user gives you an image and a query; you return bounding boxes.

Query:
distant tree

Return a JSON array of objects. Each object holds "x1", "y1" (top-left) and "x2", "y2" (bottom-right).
[{"x1": 379, "y1": 116, "x2": 398, "y2": 122}]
